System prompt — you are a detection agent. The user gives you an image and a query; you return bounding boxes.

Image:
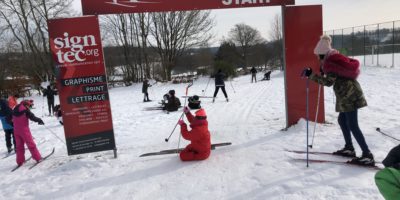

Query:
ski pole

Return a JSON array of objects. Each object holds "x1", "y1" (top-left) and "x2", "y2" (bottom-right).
[
  {"x1": 301, "y1": 67, "x2": 310, "y2": 167},
  {"x1": 165, "y1": 81, "x2": 193, "y2": 142},
  {"x1": 43, "y1": 125, "x2": 65, "y2": 144},
  {"x1": 203, "y1": 76, "x2": 212, "y2": 96},
  {"x1": 376, "y1": 128, "x2": 400, "y2": 142},
  {"x1": 309, "y1": 84, "x2": 322, "y2": 148},
  {"x1": 306, "y1": 77, "x2": 309, "y2": 168},
  {"x1": 229, "y1": 78, "x2": 236, "y2": 93}
]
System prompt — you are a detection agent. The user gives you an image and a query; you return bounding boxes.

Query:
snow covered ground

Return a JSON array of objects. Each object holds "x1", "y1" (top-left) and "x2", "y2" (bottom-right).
[{"x1": 0, "y1": 65, "x2": 399, "y2": 200}]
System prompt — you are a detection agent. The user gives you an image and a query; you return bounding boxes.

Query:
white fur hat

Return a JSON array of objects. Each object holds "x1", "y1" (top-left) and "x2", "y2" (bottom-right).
[{"x1": 314, "y1": 35, "x2": 332, "y2": 55}]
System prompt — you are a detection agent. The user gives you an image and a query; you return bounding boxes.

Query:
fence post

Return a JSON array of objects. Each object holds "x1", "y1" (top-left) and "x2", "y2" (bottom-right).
[{"x1": 377, "y1": 23, "x2": 380, "y2": 66}]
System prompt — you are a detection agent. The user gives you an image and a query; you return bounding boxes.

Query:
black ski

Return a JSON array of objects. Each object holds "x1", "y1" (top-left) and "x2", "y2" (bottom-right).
[
  {"x1": 10, "y1": 157, "x2": 32, "y2": 172},
  {"x1": 28, "y1": 148, "x2": 55, "y2": 170},
  {"x1": 285, "y1": 149, "x2": 355, "y2": 158},
  {"x1": 292, "y1": 158, "x2": 383, "y2": 170},
  {"x1": 2, "y1": 152, "x2": 16, "y2": 159},
  {"x1": 140, "y1": 142, "x2": 232, "y2": 157},
  {"x1": 181, "y1": 96, "x2": 214, "y2": 98},
  {"x1": 376, "y1": 127, "x2": 400, "y2": 142}
]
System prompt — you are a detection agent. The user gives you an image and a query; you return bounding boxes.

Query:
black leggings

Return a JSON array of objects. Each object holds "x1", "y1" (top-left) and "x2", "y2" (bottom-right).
[
  {"x1": 4, "y1": 129, "x2": 15, "y2": 149},
  {"x1": 213, "y1": 86, "x2": 228, "y2": 98},
  {"x1": 48, "y1": 99, "x2": 55, "y2": 115}
]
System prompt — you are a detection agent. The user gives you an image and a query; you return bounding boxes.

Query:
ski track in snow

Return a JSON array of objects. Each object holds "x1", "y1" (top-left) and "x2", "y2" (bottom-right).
[{"x1": 0, "y1": 67, "x2": 398, "y2": 199}]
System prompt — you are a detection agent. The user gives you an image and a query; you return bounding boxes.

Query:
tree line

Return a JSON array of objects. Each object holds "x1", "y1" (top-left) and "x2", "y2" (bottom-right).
[{"x1": 0, "y1": 1, "x2": 283, "y2": 95}]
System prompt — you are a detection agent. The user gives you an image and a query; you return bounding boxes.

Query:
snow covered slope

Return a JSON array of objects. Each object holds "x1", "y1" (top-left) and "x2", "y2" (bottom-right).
[{"x1": 0, "y1": 66, "x2": 398, "y2": 199}]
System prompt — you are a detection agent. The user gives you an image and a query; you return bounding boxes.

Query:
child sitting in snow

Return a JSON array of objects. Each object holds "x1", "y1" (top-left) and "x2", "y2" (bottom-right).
[
  {"x1": 177, "y1": 107, "x2": 211, "y2": 161},
  {"x1": 12, "y1": 100, "x2": 45, "y2": 166},
  {"x1": 54, "y1": 104, "x2": 63, "y2": 125}
]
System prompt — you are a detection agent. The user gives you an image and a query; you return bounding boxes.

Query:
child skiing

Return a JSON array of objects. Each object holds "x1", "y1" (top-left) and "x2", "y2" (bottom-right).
[
  {"x1": 12, "y1": 100, "x2": 45, "y2": 166},
  {"x1": 142, "y1": 79, "x2": 151, "y2": 102},
  {"x1": 375, "y1": 144, "x2": 400, "y2": 199},
  {"x1": 0, "y1": 98, "x2": 15, "y2": 153},
  {"x1": 303, "y1": 35, "x2": 374, "y2": 166},
  {"x1": 177, "y1": 107, "x2": 211, "y2": 161}
]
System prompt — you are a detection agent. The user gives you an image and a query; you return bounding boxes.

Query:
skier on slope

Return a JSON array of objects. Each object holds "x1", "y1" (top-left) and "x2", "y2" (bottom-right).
[
  {"x1": 43, "y1": 85, "x2": 57, "y2": 116},
  {"x1": 0, "y1": 98, "x2": 15, "y2": 153},
  {"x1": 12, "y1": 100, "x2": 45, "y2": 166},
  {"x1": 375, "y1": 145, "x2": 400, "y2": 199},
  {"x1": 177, "y1": 107, "x2": 211, "y2": 161},
  {"x1": 250, "y1": 66, "x2": 257, "y2": 83},
  {"x1": 212, "y1": 69, "x2": 229, "y2": 103},
  {"x1": 142, "y1": 79, "x2": 151, "y2": 102},
  {"x1": 302, "y1": 35, "x2": 374, "y2": 166}
]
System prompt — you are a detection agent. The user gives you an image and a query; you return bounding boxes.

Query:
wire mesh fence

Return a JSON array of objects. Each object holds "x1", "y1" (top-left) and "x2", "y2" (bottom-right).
[{"x1": 325, "y1": 20, "x2": 400, "y2": 68}]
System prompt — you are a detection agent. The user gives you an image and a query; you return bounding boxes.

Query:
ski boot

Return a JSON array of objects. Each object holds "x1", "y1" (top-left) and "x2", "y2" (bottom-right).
[
  {"x1": 212, "y1": 98, "x2": 215, "y2": 103},
  {"x1": 348, "y1": 152, "x2": 375, "y2": 166},
  {"x1": 7, "y1": 148, "x2": 13, "y2": 154},
  {"x1": 333, "y1": 145, "x2": 356, "y2": 157},
  {"x1": 226, "y1": 98, "x2": 229, "y2": 102}
]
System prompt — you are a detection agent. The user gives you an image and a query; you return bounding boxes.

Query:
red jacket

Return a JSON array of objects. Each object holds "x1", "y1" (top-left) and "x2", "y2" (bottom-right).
[
  {"x1": 323, "y1": 50, "x2": 360, "y2": 80},
  {"x1": 180, "y1": 112, "x2": 211, "y2": 158}
]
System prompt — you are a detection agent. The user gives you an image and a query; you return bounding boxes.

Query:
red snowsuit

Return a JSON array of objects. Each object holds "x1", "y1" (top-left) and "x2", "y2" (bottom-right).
[
  {"x1": 179, "y1": 112, "x2": 211, "y2": 161},
  {"x1": 12, "y1": 103, "x2": 43, "y2": 165}
]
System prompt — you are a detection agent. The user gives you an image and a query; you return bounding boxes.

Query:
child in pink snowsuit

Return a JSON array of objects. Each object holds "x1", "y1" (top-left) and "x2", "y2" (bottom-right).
[{"x1": 12, "y1": 100, "x2": 44, "y2": 166}]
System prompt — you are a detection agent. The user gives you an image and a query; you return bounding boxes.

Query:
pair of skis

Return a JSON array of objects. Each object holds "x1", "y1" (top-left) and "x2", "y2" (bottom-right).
[
  {"x1": 287, "y1": 149, "x2": 383, "y2": 170},
  {"x1": 140, "y1": 142, "x2": 231, "y2": 157},
  {"x1": 11, "y1": 148, "x2": 55, "y2": 172}
]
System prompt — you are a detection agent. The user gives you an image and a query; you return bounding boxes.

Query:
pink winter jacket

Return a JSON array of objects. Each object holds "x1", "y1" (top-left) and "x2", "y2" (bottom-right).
[{"x1": 12, "y1": 104, "x2": 42, "y2": 135}]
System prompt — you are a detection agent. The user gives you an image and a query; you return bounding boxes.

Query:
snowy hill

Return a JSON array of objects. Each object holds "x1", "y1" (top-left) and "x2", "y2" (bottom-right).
[{"x1": 0, "y1": 66, "x2": 398, "y2": 199}]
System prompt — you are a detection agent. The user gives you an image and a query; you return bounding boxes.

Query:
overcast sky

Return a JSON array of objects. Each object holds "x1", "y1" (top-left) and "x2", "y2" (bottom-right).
[{"x1": 72, "y1": 0, "x2": 400, "y2": 46}]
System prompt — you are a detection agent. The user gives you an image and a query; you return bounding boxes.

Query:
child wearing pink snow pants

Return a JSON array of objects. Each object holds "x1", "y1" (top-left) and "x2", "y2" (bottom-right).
[{"x1": 12, "y1": 100, "x2": 45, "y2": 166}]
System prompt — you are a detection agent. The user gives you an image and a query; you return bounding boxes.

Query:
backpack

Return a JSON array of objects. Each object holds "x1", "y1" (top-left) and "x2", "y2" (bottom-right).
[{"x1": 188, "y1": 95, "x2": 201, "y2": 109}]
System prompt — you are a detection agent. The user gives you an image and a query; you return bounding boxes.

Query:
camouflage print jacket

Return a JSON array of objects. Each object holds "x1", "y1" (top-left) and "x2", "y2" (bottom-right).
[{"x1": 309, "y1": 73, "x2": 367, "y2": 112}]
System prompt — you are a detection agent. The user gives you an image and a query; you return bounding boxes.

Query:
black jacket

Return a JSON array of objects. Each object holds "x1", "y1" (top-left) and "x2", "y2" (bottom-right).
[
  {"x1": 142, "y1": 80, "x2": 150, "y2": 93},
  {"x1": 214, "y1": 72, "x2": 225, "y2": 86},
  {"x1": 383, "y1": 145, "x2": 400, "y2": 169},
  {"x1": 250, "y1": 67, "x2": 257, "y2": 74},
  {"x1": 43, "y1": 87, "x2": 57, "y2": 100},
  {"x1": 164, "y1": 96, "x2": 181, "y2": 112}
]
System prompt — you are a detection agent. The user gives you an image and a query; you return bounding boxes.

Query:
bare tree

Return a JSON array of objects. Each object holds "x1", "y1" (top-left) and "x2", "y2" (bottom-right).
[
  {"x1": 102, "y1": 13, "x2": 152, "y2": 83},
  {"x1": 0, "y1": 0, "x2": 74, "y2": 83},
  {"x1": 269, "y1": 14, "x2": 284, "y2": 70},
  {"x1": 150, "y1": 11, "x2": 214, "y2": 81},
  {"x1": 228, "y1": 23, "x2": 265, "y2": 70}
]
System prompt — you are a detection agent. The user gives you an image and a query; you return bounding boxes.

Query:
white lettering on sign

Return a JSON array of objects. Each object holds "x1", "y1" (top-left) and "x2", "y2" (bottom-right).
[
  {"x1": 53, "y1": 32, "x2": 99, "y2": 64},
  {"x1": 222, "y1": 0, "x2": 271, "y2": 6}
]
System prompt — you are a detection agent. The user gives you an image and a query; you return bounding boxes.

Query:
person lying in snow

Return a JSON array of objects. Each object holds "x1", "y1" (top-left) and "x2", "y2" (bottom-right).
[
  {"x1": 177, "y1": 107, "x2": 211, "y2": 161},
  {"x1": 375, "y1": 145, "x2": 400, "y2": 200}
]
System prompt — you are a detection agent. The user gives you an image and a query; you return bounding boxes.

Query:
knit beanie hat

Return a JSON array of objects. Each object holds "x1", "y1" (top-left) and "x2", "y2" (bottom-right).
[{"x1": 314, "y1": 35, "x2": 332, "y2": 55}]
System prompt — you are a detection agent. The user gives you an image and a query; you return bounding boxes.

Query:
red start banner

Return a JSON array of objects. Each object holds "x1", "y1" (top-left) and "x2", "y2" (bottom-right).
[
  {"x1": 48, "y1": 16, "x2": 116, "y2": 155},
  {"x1": 82, "y1": 0, "x2": 295, "y2": 15}
]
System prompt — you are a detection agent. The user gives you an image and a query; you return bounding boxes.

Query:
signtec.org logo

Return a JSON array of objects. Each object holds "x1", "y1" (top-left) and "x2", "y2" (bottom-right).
[{"x1": 53, "y1": 32, "x2": 99, "y2": 64}]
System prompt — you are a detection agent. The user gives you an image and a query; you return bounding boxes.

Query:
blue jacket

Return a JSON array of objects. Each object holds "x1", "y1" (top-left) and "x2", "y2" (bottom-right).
[{"x1": 0, "y1": 116, "x2": 13, "y2": 130}]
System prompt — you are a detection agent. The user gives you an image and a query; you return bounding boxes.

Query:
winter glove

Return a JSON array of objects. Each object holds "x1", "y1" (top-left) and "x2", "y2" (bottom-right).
[
  {"x1": 38, "y1": 119, "x2": 45, "y2": 125},
  {"x1": 177, "y1": 119, "x2": 185, "y2": 126},
  {"x1": 301, "y1": 68, "x2": 312, "y2": 77},
  {"x1": 183, "y1": 106, "x2": 190, "y2": 114}
]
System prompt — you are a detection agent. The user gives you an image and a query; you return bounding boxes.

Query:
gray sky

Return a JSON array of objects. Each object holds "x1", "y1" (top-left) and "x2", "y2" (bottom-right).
[{"x1": 72, "y1": 0, "x2": 400, "y2": 46}]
